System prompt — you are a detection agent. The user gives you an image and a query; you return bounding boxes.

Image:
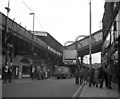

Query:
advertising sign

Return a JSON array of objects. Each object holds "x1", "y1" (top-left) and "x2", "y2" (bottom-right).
[
  {"x1": 63, "y1": 50, "x2": 77, "y2": 65},
  {"x1": 63, "y1": 50, "x2": 77, "y2": 59}
]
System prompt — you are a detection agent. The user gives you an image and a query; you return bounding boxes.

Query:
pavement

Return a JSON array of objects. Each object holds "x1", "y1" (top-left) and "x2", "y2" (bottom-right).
[
  {"x1": 2, "y1": 78, "x2": 32, "y2": 85},
  {"x1": 79, "y1": 82, "x2": 119, "y2": 98}
]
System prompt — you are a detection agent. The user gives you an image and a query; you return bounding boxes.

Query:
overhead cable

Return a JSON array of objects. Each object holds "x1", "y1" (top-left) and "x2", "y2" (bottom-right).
[
  {"x1": 20, "y1": 0, "x2": 34, "y2": 13},
  {"x1": 20, "y1": 0, "x2": 46, "y2": 31}
]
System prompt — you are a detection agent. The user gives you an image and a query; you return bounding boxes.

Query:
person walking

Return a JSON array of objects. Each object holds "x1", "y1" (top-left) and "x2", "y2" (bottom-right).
[
  {"x1": 89, "y1": 68, "x2": 95, "y2": 87},
  {"x1": 93, "y1": 68, "x2": 100, "y2": 87},
  {"x1": 79, "y1": 68, "x2": 84, "y2": 85},
  {"x1": 31, "y1": 67, "x2": 35, "y2": 80},
  {"x1": 99, "y1": 66, "x2": 108, "y2": 89},
  {"x1": 74, "y1": 69, "x2": 79, "y2": 85},
  {"x1": 105, "y1": 59, "x2": 114, "y2": 89},
  {"x1": 83, "y1": 69, "x2": 87, "y2": 84},
  {"x1": 8, "y1": 63, "x2": 13, "y2": 83},
  {"x1": 3, "y1": 63, "x2": 9, "y2": 83}
]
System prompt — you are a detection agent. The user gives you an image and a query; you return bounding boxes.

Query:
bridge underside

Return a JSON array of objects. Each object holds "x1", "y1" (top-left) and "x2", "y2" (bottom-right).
[{"x1": 78, "y1": 40, "x2": 103, "y2": 56}]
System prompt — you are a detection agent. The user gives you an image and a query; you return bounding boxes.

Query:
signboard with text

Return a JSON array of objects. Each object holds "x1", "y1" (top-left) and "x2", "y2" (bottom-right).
[{"x1": 63, "y1": 50, "x2": 77, "y2": 65}]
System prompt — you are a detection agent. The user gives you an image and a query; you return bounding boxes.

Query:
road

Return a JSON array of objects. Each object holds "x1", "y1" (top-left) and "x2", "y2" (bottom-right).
[{"x1": 2, "y1": 78, "x2": 81, "y2": 97}]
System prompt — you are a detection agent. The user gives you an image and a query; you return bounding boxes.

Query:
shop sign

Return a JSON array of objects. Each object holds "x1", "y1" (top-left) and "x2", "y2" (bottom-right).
[
  {"x1": 64, "y1": 59, "x2": 76, "y2": 65},
  {"x1": 48, "y1": 46, "x2": 57, "y2": 54}
]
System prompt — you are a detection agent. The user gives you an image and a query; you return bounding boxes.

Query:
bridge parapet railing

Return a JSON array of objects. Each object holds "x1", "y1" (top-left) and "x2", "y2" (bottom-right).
[
  {"x1": 1, "y1": 12, "x2": 62, "y2": 56},
  {"x1": 77, "y1": 30, "x2": 103, "y2": 49}
]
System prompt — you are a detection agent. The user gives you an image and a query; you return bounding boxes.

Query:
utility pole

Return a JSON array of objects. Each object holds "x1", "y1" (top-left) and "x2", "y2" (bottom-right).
[
  {"x1": 89, "y1": 0, "x2": 92, "y2": 69},
  {"x1": 89, "y1": 0, "x2": 92, "y2": 87},
  {"x1": 75, "y1": 40, "x2": 79, "y2": 70}
]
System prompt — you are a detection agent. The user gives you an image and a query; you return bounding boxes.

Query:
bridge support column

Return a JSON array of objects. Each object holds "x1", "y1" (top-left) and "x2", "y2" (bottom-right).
[
  {"x1": 80, "y1": 56, "x2": 83, "y2": 69},
  {"x1": 5, "y1": 45, "x2": 14, "y2": 65}
]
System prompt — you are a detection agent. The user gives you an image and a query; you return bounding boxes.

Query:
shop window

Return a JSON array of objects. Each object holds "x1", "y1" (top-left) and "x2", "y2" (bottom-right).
[{"x1": 22, "y1": 65, "x2": 31, "y2": 75}]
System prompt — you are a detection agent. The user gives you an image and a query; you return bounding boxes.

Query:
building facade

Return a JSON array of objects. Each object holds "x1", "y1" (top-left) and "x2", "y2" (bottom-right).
[
  {"x1": 1, "y1": 12, "x2": 63, "y2": 80},
  {"x1": 102, "y1": 1, "x2": 120, "y2": 91}
]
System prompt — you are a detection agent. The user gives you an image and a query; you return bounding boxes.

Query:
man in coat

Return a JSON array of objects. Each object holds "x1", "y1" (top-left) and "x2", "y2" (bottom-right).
[
  {"x1": 74, "y1": 69, "x2": 80, "y2": 85},
  {"x1": 88, "y1": 68, "x2": 95, "y2": 87},
  {"x1": 105, "y1": 59, "x2": 114, "y2": 89},
  {"x1": 99, "y1": 65, "x2": 108, "y2": 89}
]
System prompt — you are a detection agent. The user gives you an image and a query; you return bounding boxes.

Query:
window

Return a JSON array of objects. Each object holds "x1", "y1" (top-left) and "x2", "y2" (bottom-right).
[{"x1": 111, "y1": 23, "x2": 114, "y2": 44}]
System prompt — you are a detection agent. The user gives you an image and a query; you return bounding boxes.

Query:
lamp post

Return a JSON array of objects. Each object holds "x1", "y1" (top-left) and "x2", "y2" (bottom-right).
[
  {"x1": 30, "y1": 13, "x2": 35, "y2": 32},
  {"x1": 5, "y1": 0, "x2": 11, "y2": 65},
  {"x1": 30, "y1": 13, "x2": 35, "y2": 79}
]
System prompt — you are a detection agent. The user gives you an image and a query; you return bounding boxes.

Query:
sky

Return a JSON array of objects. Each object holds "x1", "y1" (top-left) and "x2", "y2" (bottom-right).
[{"x1": 0, "y1": 0, "x2": 105, "y2": 63}]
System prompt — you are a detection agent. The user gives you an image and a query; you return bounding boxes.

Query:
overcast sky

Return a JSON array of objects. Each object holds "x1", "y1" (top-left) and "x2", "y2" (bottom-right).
[{"x1": 0, "y1": 0, "x2": 105, "y2": 63}]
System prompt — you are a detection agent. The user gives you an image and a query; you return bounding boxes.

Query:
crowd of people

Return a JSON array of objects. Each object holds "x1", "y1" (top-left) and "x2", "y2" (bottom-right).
[{"x1": 74, "y1": 59, "x2": 116, "y2": 90}]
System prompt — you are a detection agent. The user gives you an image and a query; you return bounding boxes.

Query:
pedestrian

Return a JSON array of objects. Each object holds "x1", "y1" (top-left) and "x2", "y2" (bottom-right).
[
  {"x1": 74, "y1": 69, "x2": 79, "y2": 85},
  {"x1": 105, "y1": 59, "x2": 114, "y2": 89},
  {"x1": 82, "y1": 68, "x2": 87, "y2": 84},
  {"x1": 15, "y1": 67, "x2": 18, "y2": 79},
  {"x1": 8, "y1": 63, "x2": 13, "y2": 83},
  {"x1": 99, "y1": 66, "x2": 108, "y2": 89},
  {"x1": 79, "y1": 68, "x2": 84, "y2": 85},
  {"x1": 31, "y1": 67, "x2": 35, "y2": 80},
  {"x1": 3, "y1": 63, "x2": 9, "y2": 83},
  {"x1": 93, "y1": 68, "x2": 100, "y2": 87},
  {"x1": 88, "y1": 68, "x2": 95, "y2": 87}
]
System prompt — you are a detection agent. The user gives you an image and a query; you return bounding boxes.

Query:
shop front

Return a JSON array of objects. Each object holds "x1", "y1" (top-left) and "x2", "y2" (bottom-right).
[
  {"x1": 0, "y1": 54, "x2": 2, "y2": 79},
  {"x1": 12, "y1": 56, "x2": 31, "y2": 79},
  {"x1": 20, "y1": 58, "x2": 31, "y2": 78},
  {"x1": 12, "y1": 56, "x2": 21, "y2": 79}
]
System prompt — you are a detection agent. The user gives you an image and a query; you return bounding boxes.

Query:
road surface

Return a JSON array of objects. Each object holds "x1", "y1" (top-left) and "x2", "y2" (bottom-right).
[{"x1": 2, "y1": 78, "x2": 81, "y2": 97}]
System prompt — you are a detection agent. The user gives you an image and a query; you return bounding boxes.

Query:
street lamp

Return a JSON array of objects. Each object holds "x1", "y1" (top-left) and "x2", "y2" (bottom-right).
[
  {"x1": 29, "y1": 13, "x2": 35, "y2": 32},
  {"x1": 5, "y1": 0, "x2": 10, "y2": 17},
  {"x1": 29, "y1": 13, "x2": 35, "y2": 79},
  {"x1": 4, "y1": 0, "x2": 11, "y2": 66}
]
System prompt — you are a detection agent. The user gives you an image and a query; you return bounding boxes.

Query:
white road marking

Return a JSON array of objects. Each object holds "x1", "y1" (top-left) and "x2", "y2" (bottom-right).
[{"x1": 72, "y1": 84, "x2": 83, "y2": 98}]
